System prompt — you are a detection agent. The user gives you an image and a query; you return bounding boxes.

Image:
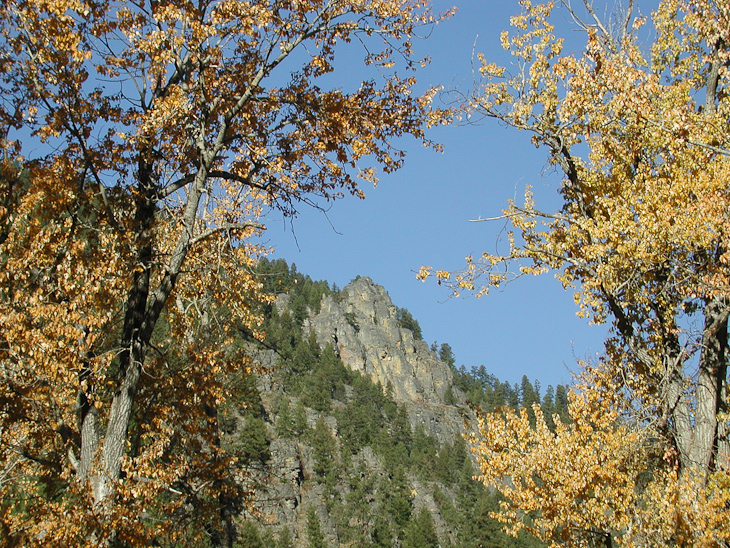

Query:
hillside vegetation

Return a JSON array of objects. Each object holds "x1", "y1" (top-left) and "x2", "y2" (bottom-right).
[{"x1": 220, "y1": 258, "x2": 569, "y2": 547}]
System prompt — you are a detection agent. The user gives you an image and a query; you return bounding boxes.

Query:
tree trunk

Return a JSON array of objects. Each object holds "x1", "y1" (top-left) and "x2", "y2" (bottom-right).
[
  {"x1": 80, "y1": 154, "x2": 210, "y2": 510},
  {"x1": 688, "y1": 297, "x2": 728, "y2": 475},
  {"x1": 83, "y1": 154, "x2": 157, "y2": 506}
]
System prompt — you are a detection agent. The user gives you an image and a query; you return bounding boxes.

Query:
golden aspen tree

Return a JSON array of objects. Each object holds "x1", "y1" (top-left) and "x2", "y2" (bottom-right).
[
  {"x1": 0, "y1": 0, "x2": 449, "y2": 546},
  {"x1": 421, "y1": 0, "x2": 730, "y2": 545}
]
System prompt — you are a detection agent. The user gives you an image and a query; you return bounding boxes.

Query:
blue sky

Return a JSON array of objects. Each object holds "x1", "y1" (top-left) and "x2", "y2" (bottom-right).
[{"x1": 261, "y1": 1, "x2": 633, "y2": 389}]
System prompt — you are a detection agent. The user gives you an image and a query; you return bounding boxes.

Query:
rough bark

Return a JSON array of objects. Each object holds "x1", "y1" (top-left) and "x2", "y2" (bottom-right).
[
  {"x1": 689, "y1": 297, "x2": 728, "y2": 474},
  {"x1": 87, "y1": 155, "x2": 157, "y2": 505}
]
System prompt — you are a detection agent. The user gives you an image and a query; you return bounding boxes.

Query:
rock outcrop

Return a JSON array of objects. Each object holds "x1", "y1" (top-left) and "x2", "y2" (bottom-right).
[
  {"x1": 308, "y1": 276, "x2": 468, "y2": 443},
  {"x1": 246, "y1": 275, "x2": 476, "y2": 545}
]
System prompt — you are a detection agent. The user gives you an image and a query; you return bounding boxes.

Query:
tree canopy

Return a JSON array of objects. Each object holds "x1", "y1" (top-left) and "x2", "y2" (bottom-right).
[
  {"x1": 421, "y1": 0, "x2": 730, "y2": 546},
  {"x1": 0, "y1": 1, "x2": 448, "y2": 545}
]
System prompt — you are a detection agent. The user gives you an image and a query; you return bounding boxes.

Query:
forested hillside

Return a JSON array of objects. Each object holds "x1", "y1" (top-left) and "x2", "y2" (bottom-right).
[
  {"x1": 221, "y1": 258, "x2": 569, "y2": 547},
  {"x1": 6, "y1": 1, "x2": 730, "y2": 546}
]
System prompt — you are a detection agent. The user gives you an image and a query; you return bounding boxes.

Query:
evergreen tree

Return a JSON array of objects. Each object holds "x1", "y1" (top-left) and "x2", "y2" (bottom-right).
[
  {"x1": 311, "y1": 416, "x2": 337, "y2": 480},
  {"x1": 371, "y1": 514, "x2": 394, "y2": 548},
  {"x1": 275, "y1": 397, "x2": 296, "y2": 438},
  {"x1": 520, "y1": 375, "x2": 539, "y2": 409},
  {"x1": 276, "y1": 527, "x2": 294, "y2": 548},
  {"x1": 520, "y1": 375, "x2": 540, "y2": 426},
  {"x1": 554, "y1": 385, "x2": 570, "y2": 424},
  {"x1": 402, "y1": 508, "x2": 438, "y2": 548},
  {"x1": 459, "y1": 491, "x2": 509, "y2": 548},
  {"x1": 306, "y1": 507, "x2": 327, "y2": 548},
  {"x1": 304, "y1": 369, "x2": 333, "y2": 412},
  {"x1": 293, "y1": 400, "x2": 309, "y2": 436},
  {"x1": 380, "y1": 467, "x2": 413, "y2": 529},
  {"x1": 456, "y1": 457, "x2": 480, "y2": 509},
  {"x1": 235, "y1": 521, "x2": 272, "y2": 548},
  {"x1": 438, "y1": 342, "x2": 457, "y2": 371},
  {"x1": 396, "y1": 307, "x2": 423, "y2": 340},
  {"x1": 237, "y1": 416, "x2": 270, "y2": 464},
  {"x1": 435, "y1": 441, "x2": 454, "y2": 484},
  {"x1": 541, "y1": 386, "x2": 556, "y2": 430},
  {"x1": 444, "y1": 385, "x2": 456, "y2": 406},
  {"x1": 320, "y1": 343, "x2": 350, "y2": 401},
  {"x1": 510, "y1": 382, "x2": 521, "y2": 408},
  {"x1": 410, "y1": 425, "x2": 439, "y2": 480}
]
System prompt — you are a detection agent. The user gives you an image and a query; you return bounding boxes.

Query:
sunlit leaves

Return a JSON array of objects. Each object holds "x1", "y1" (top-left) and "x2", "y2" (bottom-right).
[
  {"x1": 0, "y1": 0, "x2": 449, "y2": 545},
  {"x1": 472, "y1": 363, "x2": 730, "y2": 547},
  {"x1": 421, "y1": 1, "x2": 730, "y2": 546}
]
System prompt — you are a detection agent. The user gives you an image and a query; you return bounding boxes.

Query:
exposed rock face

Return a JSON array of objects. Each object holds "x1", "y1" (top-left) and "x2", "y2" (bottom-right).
[
  {"x1": 257, "y1": 438, "x2": 303, "y2": 523},
  {"x1": 248, "y1": 275, "x2": 474, "y2": 544},
  {"x1": 308, "y1": 276, "x2": 468, "y2": 443}
]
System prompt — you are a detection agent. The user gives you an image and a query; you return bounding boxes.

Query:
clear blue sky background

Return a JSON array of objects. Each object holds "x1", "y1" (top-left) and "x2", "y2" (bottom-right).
[{"x1": 261, "y1": 1, "x2": 649, "y2": 389}]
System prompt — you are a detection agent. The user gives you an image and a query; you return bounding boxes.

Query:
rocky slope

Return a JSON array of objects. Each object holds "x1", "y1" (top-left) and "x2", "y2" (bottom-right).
[
  {"x1": 231, "y1": 266, "x2": 544, "y2": 548},
  {"x1": 307, "y1": 276, "x2": 468, "y2": 442}
]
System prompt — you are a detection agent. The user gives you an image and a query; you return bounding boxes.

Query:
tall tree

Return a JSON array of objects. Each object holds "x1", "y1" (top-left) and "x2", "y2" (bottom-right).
[
  {"x1": 0, "y1": 0, "x2": 448, "y2": 545},
  {"x1": 422, "y1": 0, "x2": 730, "y2": 546},
  {"x1": 401, "y1": 507, "x2": 439, "y2": 548},
  {"x1": 306, "y1": 507, "x2": 327, "y2": 548}
]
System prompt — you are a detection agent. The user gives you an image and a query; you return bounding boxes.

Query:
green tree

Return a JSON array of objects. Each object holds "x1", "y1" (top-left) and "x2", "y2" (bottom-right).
[
  {"x1": 409, "y1": 425, "x2": 439, "y2": 480},
  {"x1": 276, "y1": 527, "x2": 294, "y2": 548},
  {"x1": 444, "y1": 385, "x2": 457, "y2": 406},
  {"x1": 554, "y1": 385, "x2": 569, "y2": 424},
  {"x1": 235, "y1": 521, "x2": 271, "y2": 548},
  {"x1": 236, "y1": 416, "x2": 270, "y2": 465},
  {"x1": 293, "y1": 401, "x2": 309, "y2": 437},
  {"x1": 520, "y1": 375, "x2": 540, "y2": 426},
  {"x1": 438, "y1": 342, "x2": 457, "y2": 370},
  {"x1": 396, "y1": 307, "x2": 423, "y2": 340},
  {"x1": 541, "y1": 386, "x2": 556, "y2": 430},
  {"x1": 304, "y1": 370, "x2": 333, "y2": 412},
  {"x1": 311, "y1": 416, "x2": 337, "y2": 480},
  {"x1": 402, "y1": 508, "x2": 438, "y2": 548},
  {"x1": 275, "y1": 398, "x2": 296, "y2": 438},
  {"x1": 306, "y1": 507, "x2": 327, "y2": 548},
  {"x1": 380, "y1": 467, "x2": 413, "y2": 530}
]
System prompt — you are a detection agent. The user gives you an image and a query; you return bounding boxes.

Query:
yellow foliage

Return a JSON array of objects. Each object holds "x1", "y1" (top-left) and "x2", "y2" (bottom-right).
[
  {"x1": 421, "y1": 0, "x2": 730, "y2": 545},
  {"x1": 472, "y1": 364, "x2": 730, "y2": 547},
  {"x1": 0, "y1": 0, "x2": 450, "y2": 545}
]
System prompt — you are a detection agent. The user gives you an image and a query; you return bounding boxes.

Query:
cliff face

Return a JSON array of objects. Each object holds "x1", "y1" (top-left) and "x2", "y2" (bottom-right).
[
  {"x1": 242, "y1": 274, "x2": 478, "y2": 547},
  {"x1": 307, "y1": 276, "x2": 467, "y2": 443},
  {"x1": 219, "y1": 263, "x2": 554, "y2": 547},
  {"x1": 312, "y1": 277, "x2": 449, "y2": 403}
]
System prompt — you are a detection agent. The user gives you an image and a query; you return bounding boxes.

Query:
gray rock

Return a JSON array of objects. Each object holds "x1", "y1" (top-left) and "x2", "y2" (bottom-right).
[
  {"x1": 310, "y1": 276, "x2": 469, "y2": 443},
  {"x1": 245, "y1": 275, "x2": 478, "y2": 544}
]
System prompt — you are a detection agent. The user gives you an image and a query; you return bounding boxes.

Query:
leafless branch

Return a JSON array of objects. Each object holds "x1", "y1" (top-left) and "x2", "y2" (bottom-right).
[{"x1": 189, "y1": 222, "x2": 266, "y2": 247}]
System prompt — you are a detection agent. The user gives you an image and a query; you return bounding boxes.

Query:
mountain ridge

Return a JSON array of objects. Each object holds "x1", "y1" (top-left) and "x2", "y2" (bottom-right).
[{"x1": 224, "y1": 259, "x2": 562, "y2": 547}]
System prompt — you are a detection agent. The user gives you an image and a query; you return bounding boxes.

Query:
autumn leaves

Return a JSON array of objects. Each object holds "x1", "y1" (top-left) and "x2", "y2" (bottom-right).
[
  {"x1": 2, "y1": 0, "x2": 730, "y2": 546},
  {"x1": 1, "y1": 1, "x2": 447, "y2": 546},
  {"x1": 422, "y1": 1, "x2": 730, "y2": 546}
]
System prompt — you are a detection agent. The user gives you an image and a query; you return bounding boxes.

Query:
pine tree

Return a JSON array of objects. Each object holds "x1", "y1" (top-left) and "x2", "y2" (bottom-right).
[
  {"x1": 311, "y1": 416, "x2": 337, "y2": 480},
  {"x1": 237, "y1": 416, "x2": 270, "y2": 464},
  {"x1": 402, "y1": 507, "x2": 438, "y2": 548},
  {"x1": 306, "y1": 507, "x2": 327, "y2": 548},
  {"x1": 293, "y1": 401, "x2": 309, "y2": 436},
  {"x1": 235, "y1": 521, "x2": 268, "y2": 548},
  {"x1": 438, "y1": 342, "x2": 457, "y2": 371},
  {"x1": 541, "y1": 386, "x2": 556, "y2": 431},
  {"x1": 276, "y1": 527, "x2": 294, "y2": 548},
  {"x1": 275, "y1": 398, "x2": 296, "y2": 438}
]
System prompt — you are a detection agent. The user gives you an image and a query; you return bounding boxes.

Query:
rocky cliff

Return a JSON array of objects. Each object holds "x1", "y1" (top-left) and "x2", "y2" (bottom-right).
[
  {"x1": 306, "y1": 276, "x2": 468, "y2": 443},
  {"x1": 231, "y1": 268, "x2": 542, "y2": 548},
  {"x1": 236, "y1": 275, "x2": 474, "y2": 545}
]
